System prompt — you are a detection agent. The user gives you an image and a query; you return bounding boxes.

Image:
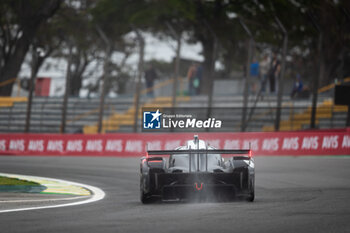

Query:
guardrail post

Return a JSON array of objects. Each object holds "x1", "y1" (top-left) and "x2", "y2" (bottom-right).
[{"x1": 274, "y1": 16, "x2": 288, "y2": 131}]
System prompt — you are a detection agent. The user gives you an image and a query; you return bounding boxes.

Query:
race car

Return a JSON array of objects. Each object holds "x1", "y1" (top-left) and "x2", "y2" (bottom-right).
[{"x1": 140, "y1": 135, "x2": 255, "y2": 203}]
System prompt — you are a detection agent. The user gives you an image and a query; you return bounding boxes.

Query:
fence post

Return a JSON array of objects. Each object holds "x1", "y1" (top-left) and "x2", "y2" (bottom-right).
[
  {"x1": 207, "y1": 35, "x2": 218, "y2": 123},
  {"x1": 25, "y1": 53, "x2": 36, "y2": 132},
  {"x1": 203, "y1": 21, "x2": 218, "y2": 132},
  {"x1": 166, "y1": 23, "x2": 182, "y2": 108},
  {"x1": 133, "y1": 29, "x2": 144, "y2": 133},
  {"x1": 274, "y1": 16, "x2": 288, "y2": 131},
  {"x1": 96, "y1": 25, "x2": 112, "y2": 133},
  {"x1": 239, "y1": 18, "x2": 254, "y2": 132},
  {"x1": 308, "y1": 13, "x2": 323, "y2": 129},
  {"x1": 97, "y1": 49, "x2": 110, "y2": 133},
  {"x1": 60, "y1": 45, "x2": 72, "y2": 133}
]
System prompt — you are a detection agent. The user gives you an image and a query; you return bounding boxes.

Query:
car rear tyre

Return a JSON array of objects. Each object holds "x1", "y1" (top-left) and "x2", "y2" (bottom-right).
[
  {"x1": 141, "y1": 191, "x2": 150, "y2": 204},
  {"x1": 246, "y1": 192, "x2": 254, "y2": 202},
  {"x1": 140, "y1": 181, "x2": 151, "y2": 204}
]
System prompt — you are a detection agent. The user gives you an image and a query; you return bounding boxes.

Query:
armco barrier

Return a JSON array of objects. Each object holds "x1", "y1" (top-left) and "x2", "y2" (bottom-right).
[{"x1": 0, "y1": 129, "x2": 349, "y2": 156}]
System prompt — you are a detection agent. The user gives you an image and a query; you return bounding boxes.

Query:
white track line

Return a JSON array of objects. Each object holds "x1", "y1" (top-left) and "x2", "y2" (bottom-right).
[
  {"x1": 0, "y1": 173, "x2": 105, "y2": 214},
  {"x1": 0, "y1": 196, "x2": 87, "y2": 203}
]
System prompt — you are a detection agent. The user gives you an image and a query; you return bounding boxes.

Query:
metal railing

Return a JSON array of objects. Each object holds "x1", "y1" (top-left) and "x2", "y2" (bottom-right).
[{"x1": 1, "y1": 76, "x2": 349, "y2": 134}]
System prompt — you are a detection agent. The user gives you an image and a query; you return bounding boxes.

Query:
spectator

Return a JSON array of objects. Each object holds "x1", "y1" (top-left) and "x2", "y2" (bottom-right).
[
  {"x1": 267, "y1": 53, "x2": 281, "y2": 94},
  {"x1": 291, "y1": 74, "x2": 303, "y2": 98},
  {"x1": 194, "y1": 63, "x2": 203, "y2": 95},
  {"x1": 187, "y1": 62, "x2": 197, "y2": 96},
  {"x1": 259, "y1": 54, "x2": 270, "y2": 94},
  {"x1": 144, "y1": 64, "x2": 158, "y2": 97},
  {"x1": 249, "y1": 58, "x2": 259, "y2": 94}
]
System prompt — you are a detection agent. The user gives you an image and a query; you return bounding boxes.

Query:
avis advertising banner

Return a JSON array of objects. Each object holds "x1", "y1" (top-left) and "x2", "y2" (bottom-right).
[{"x1": 0, "y1": 129, "x2": 349, "y2": 156}]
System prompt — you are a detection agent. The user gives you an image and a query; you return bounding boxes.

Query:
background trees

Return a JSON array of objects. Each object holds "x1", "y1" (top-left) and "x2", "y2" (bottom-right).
[
  {"x1": 0, "y1": 0, "x2": 61, "y2": 96},
  {"x1": 0, "y1": 0, "x2": 348, "y2": 96}
]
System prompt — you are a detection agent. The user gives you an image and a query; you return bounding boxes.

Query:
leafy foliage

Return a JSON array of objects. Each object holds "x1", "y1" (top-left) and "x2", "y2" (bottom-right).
[{"x1": 0, "y1": 0, "x2": 348, "y2": 96}]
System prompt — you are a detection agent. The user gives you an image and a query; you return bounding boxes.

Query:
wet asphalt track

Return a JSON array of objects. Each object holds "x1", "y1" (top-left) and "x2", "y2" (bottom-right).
[{"x1": 0, "y1": 156, "x2": 349, "y2": 233}]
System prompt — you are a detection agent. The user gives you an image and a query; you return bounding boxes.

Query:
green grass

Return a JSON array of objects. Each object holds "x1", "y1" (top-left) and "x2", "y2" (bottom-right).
[{"x1": 0, "y1": 176, "x2": 40, "y2": 186}]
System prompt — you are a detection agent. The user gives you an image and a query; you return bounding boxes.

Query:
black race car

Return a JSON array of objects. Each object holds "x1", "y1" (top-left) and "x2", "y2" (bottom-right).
[{"x1": 140, "y1": 135, "x2": 255, "y2": 203}]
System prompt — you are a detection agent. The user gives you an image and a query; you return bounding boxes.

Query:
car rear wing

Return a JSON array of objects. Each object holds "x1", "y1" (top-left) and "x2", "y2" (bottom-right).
[
  {"x1": 146, "y1": 149, "x2": 252, "y2": 172},
  {"x1": 147, "y1": 149, "x2": 250, "y2": 155}
]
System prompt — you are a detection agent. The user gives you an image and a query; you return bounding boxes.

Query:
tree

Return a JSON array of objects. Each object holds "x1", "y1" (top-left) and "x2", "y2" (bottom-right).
[
  {"x1": 59, "y1": 1, "x2": 99, "y2": 96},
  {"x1": 0, "y1": 0, "x2": 61, "y2": 96},
  {"x1": 129, "y1": 0, "x2": 246, "y2": 93},
  {"x1": 225, "y1": 0, "x2": 350, "y2": 85},
  {"x1": 89, "y1": 0, "x2": 142, "y2": 96}
]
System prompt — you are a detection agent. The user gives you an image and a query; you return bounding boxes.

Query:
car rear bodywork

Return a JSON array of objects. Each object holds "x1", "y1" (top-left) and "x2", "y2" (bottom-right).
[{"x1": 140, "y1": 136, "x2": 255, "y2": 203}]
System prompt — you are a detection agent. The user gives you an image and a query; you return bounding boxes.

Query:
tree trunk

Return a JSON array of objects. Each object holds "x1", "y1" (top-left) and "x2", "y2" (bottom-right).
[
  {"x1": 69, "y1": 74, "x2": 82, "y2": 96},
  {"x1": 69, "y1": 53, "x2": 89, "y2": 96},
  {"x1": 0, "y1": 33, "x2": 34, "y2": 96},
  {"x1": 0, "y1": 0, "x2": 61, "y2": 96},
  {"x1": 200, "y1": 37, "x2": 214, "y2": 95}
]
